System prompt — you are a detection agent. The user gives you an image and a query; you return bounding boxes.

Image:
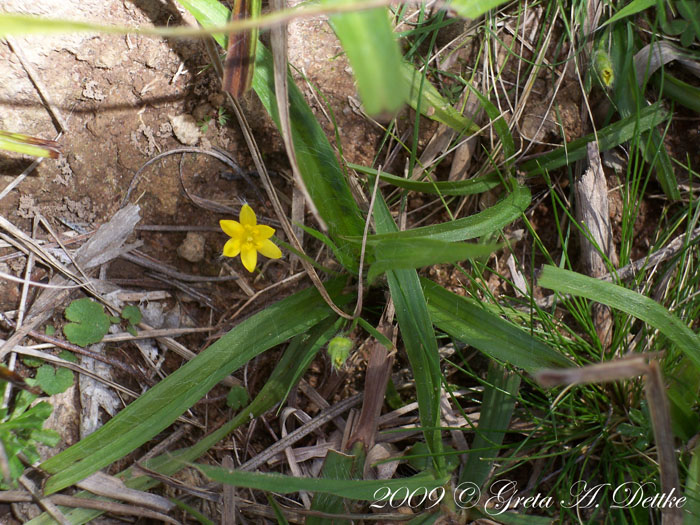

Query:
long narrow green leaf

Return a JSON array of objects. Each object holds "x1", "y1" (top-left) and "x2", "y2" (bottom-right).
[
  {"x1": 327, "y1": 3, "x2": 407, "y2": 114},
  {"x1": 252, "y1": 44, "x2": 365, "y2": 243},
  {"x1": 40, "y1": 280, "x2": 350, "y2": 494},
  {"x1": 655, "y1": 72, "x2": 700, "y2": 113},
  {"x1": 684, "y1": 442, "x2": 700, "y2": 524},
  {"x1": 519, "y1": 103, "x2": 669, "y2": 175},
  {"x1": 352, "y1": 184, "x2": 530, "y2": 244},
  {"x1": 461, "y1": 362, "x2": 520, "y2": 488},
  {"x1": 422, "y1": 279, "x2": 572, "y2": 372},
  {"x1": 600, "y1": 0, "x2": 655, "y2": 28},
  {"x1": 180, "y1": 0, "x2": 366, "y2": 251},
  {"x1": 349, "y1": 163, "x2": 503, "y2": 195},
  {"x1": 196, "y1": 464, "x2": 446, "y2": 500},
  {"x1": 308, "y1": 450, "x2": 357, "y2": 525},
  {"x1": 610, "y1": 24, "x2": 679, "y2": 199},
  {"x1": 28, "y1": 320, "x2": 339, "y2": 524},
  {"x1": 369, "y1": 239, "x2": 500, "y2": 284},
  {"x1": 402, "y1": 62, "x2": 480, "y2": 134},
  {"x1": 448, "y1": 0, "x2": 511, "y2": 19},
  {"x1": 466, "y1": 85, "x2": 515, "y2": 162},
  {"x1": 538, "y1": 266, "x2": 700, "y2": 369},
  {"x1": 373, "y1": 194, "x2": 445, "y2": 472}
]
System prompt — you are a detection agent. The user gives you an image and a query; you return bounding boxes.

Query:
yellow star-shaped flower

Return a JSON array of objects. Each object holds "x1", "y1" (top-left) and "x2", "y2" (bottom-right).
[{"x1": 220, "y1": 205, "x2": 282, "y2": 272}]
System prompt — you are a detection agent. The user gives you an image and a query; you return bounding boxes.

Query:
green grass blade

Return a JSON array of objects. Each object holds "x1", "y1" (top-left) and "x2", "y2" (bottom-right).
[
  {"x1": 422, "y1": 279, "x2": 572, "y2": 372},
  {"x1": 467, "y1": 85, "x2": 515, "y2": 162},
  {"x1": 655, "y1": 72, "x2": 700, "y2": 113},
  {"x1": 308, "y1": 449, "x2": 357, "y2": 524},
  {"x1": 327, "y1": 3, "x2": 407, "y2": 114},
  {"x1": 461, "y1": 362, "x2": 520, "y2": 488},
  {"x1": 369, "y1": 239, "x2": 500, "y2": 284},
  {"x1": 448, "y1": 0, "x2": 510, "y2": 19},
  {"x1": 349, "y1": 163, "x2": 503, "y2": 195},
  {"x1": 28, "y1": 321, "x2": 339, "y2": 524},
  {"x1": 519, "y1": 103, "x2": 669, "y2": 175},
  {"x1": 253, "y1": 44, "x2": 365, "y2": 242},
  {"x1": 684, "y1": 443, "x2": 700, "y2": 524},
  {"x1": 402, "y1": 62, "x2": 480, "y2": 134},
  {"x1": 40, "y1": 280, "x2": 350, "y2": 494},
  {"x1": 538, "y1": 266, "x2": 700, "y2": 369},
  {"x1": 373, "y1": 193, "x2": 445, "y2": 473},
  {"x1": 600, "y1": 0, "x2": 655, "y2": 28},
  {"x1": 353, "y1": 184, "x2": 530, "y2": 244},
  {"x1": 196, "y1": 464, "x2": 446, "y2": 500},
  {"x1": 0, "y1": 133, "x2": 59, "y2": 158},
  {"x1": 180, "y1": 0, "x2": 366, "y2": 249},
  {"x1": 610, "y1": 24, "x2": 679, "y2": 200}
]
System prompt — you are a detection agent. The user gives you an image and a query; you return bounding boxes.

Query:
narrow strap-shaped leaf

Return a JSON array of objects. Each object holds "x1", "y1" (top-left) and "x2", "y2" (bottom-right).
[
  {"x1": 373, "y1": 193, "x2": 445, "y2": 473},
  {"x1": 538, "y1": 266, "x2": 700, "y2": 368},
  {"x1": 369, "y1": 239, "x2": 500, "y2": 284},
  {"x1": 349, "y1": 163, "x2": 503, "y2": 195},
  {"x1": 422, "y1": 278, "x2": 572, "y2": 372},
  {"x1": 352, "y1": 184, "x2": 531, "y2": 244},
  {"x1": 461, "y1": 362, "x2": 521, "y2": 488},
  {"x1": 519, "y1": 103, "x2": 669, "y2": 175},
  {"x1": 196, "y1": 464, "x2": 447, "y2": 500},
  {"x1": 41, "y1": 279, "x2": 351, "y2": 494},
  {"x1": 326, "y1": 1, "x2": 407, "y2": 114}
]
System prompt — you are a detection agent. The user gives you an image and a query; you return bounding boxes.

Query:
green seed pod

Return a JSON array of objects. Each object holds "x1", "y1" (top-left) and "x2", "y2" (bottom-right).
[
  {"x1": 328, "y1": 336, "x2": 352, "y2": 370},
  {"x1": 594, "y1": 49, "x2": 615, "y2": 89}
]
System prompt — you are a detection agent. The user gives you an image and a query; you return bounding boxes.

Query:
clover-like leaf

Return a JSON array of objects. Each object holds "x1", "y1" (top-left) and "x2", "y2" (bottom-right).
[
  {"x1": 226, "y1": 385, "x2": 249, "y2": 410},
  {"x1": 63, "y1": 298, "x2": 110, "y2": 347},
  {"x1": 34, "y1": 365, "x2": 74, "y2": 396},
  {"x1": 121, "y1": 305, "x2": 142, "y2": 325}
]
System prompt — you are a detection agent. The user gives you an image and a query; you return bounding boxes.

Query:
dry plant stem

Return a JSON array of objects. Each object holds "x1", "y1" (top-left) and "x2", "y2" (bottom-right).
[
  {"x1": 5, "y1": 37, "x2": 67, "y2": 132},
  {"x1": 644, "y1": 361, "x2": 682, "y2": 525},
  {"x1": 2, "y1": 217, "x2": 38, "y2": 407},
  {"x1": 200, "y1": 35, "x2": 354, "y2": 320},
  {"x1": 0, "y1": 491, "x2": 181, "y2": 524},
  {"x1": 19, "y1": 473, "x2": 70, "y2": 525},
  {"x1": 121, "y1": 251, "x2": 237, "y2": 282},
  {"x1": 353, "y1": 167, "x2": 382, "y2": 319},
  {"x1": 121, "y1": 148, "x2": 255, "y2": 210},
  {"x1": 575, "y1": 142, "x2": 617, "y2": 348},
  {"x1": 77, "y1": 471, "x2": 174, "y2": 512},
  {"x1": 134, "y1": 462, "x2": 220, "y2": 501},
  {"x1": 270, "y1": 0, "x2": 324, "y2": 230},
  {"x1": 0, "y1": 205, "x2": 140, "y2": 360},
  {"x1": 347, "y1": 303, "x2": 396, "y2": 451},
  {"x1": 222, "y1": 455, "x2": 236, "y2": 525},
  {"x1": 0, "y1": 313, "x2": 147, "y2": 381},
  {"x1": 238, "y1": 393, "x2": 363, "y2": 472},
  {"x1": 531, "y1": 225, "x2": 700, "y2": 310},
  {"x1": 0, "y1": 439, "x2": 12, "y2": 485},
  {"x1": 535, "y1": 355, "x2": 650, "y2": 387}
]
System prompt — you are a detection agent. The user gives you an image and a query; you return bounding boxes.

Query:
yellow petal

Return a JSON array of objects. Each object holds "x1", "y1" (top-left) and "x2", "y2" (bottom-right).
[
  {"x1": 239, "y1": 204, "x2": 257, "y2": 227},
  {"x1": 258, "y1": 239, "x2": 282, "y2": 259},
  {"x1": 222, "y1": 238, "x2": 241, "y2": 258},
  {"x1": 241, "y1": 245, "x2": 258, "y2": 272},
  {"x1": 220, "y1": 220, "x2": 244, "y2": 239},
  {"x1": 255, "y1": 224, "x2": 275, "y2": 240}
]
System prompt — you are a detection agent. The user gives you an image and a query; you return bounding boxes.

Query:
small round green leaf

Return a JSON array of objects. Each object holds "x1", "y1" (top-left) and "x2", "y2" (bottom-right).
[
  {"x1": 63, "y1": 298, "x2": 110, "y2": 347},
  {"x1": 226, "y1": 385, "x2": 249, "y2": 410},
  {"x1": 35, "y1": 365, "x2": 74, "y2": 396},
  {"x1": 121, "y1": 305, "x2": 142, "y2": 325}
]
